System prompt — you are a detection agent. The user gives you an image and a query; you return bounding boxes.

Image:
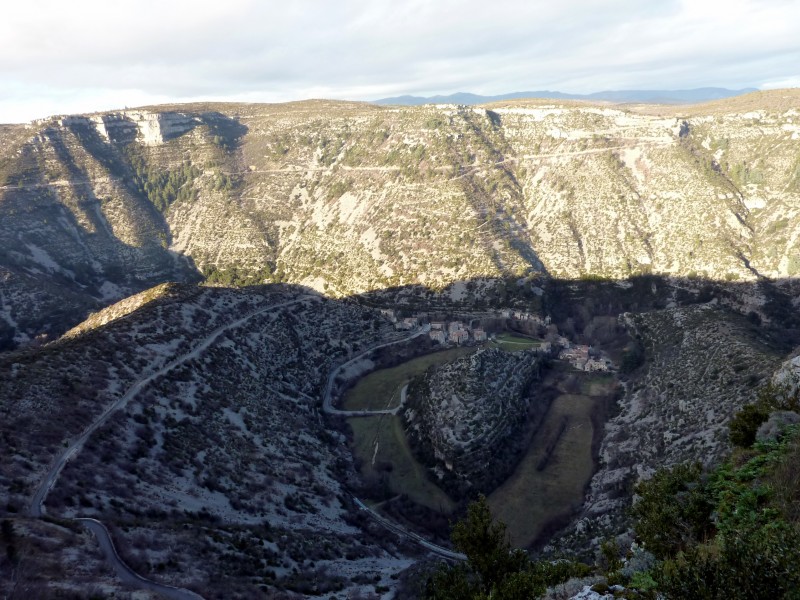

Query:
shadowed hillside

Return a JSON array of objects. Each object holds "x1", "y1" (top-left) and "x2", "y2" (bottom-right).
[{"x1": 1, "y1": 273, "x2": 797, "y2": 596}]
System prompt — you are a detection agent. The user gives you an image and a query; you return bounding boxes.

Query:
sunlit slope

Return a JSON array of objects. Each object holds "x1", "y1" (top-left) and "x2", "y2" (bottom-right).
[{"x1": 1, "y1": 90, "x2": 799, "y2": 341}]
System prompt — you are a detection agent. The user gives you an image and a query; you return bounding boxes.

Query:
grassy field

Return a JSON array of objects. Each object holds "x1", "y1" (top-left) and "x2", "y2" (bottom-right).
[
  {"x1": 342, "y1": 347, "x2": 475, "y2": 411},
  {"x1": 488, "y1": 392, "x2": 597, "y2": 549},
  {"x1": 581, "y1": 373, "x2": 616, "y2": 396},
  {"x1": 349, "y1": 415, "x2": 456, "y2": 513},
  {"x1": 489, "y1": 332, "x2": 541, "y2": 353}
]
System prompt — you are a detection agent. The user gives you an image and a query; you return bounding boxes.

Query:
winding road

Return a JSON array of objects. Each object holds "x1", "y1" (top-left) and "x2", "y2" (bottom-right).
[
  {"x1": 30, "y1": 295, "x2": 317, "y2": 518},
  {"x1": 28, "y1": 295, "x2": 317, "y2": 599},
  {"x1": 352, "y1": 497, "x2": 466, "y2": 562},
  {"x1": 321, "y1": 324, "x2": 430, "y2": 417},
  {"x1": 26, "y1": 301, "x2": 460, "y2": 596},
  {"x1": 319, "y1": 325, "x2": 468, "y2": 561},
  {"x1": 78, "y1": 518, "x2": 205, "y2": 600}
]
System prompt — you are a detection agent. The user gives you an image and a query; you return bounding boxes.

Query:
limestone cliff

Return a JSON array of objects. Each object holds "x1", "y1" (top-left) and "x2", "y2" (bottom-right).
[{"x1": 2, "y1": 91, "x2": 799, "y2": 344}]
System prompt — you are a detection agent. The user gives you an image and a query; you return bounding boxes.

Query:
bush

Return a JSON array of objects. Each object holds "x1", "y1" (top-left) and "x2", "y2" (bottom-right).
[
  {"x1": 631, "y1": 463, "x2": 715, "y2": 559},
  {"x1": 635, "y1": 426, "x2": 800, "y2": 599},
  {"x1": 620, "y1": 342, "x2": 645, "y2": 374},
  {"x1": 730, "y1": 383, "x2": 800, "y2": 448},
  {"x1": 423, "y1": 496, "x2": 584, "y2": 599},
  {"x1": 729, "y1": 403, "x2": 770, "y2": 447}
]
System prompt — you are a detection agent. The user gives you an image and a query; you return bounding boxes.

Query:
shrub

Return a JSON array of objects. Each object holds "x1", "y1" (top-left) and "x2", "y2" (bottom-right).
[
  {"x1": 730, "y1": 382, "x2": 800, "y2": 447},
  {"x1": 631, "y1": 463, "x2": 715, "y2": 559},
  {"x1": 423, "y1": 496, "x2": 584, "y2": 599},
  {"x1": 729, "y1": 403, "x2": 770, "y2": 447},
  {"x1": 637, "y1": 426, "x2": 800, "y2": 598}
]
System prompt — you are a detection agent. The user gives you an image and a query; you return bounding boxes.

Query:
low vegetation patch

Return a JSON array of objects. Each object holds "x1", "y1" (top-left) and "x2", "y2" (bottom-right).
[
  {"x1": 488, "y1": 393, "x2": 597, "y2": 548},
  {"x1": 490, "y1": 333, "x2": 541, "y2": 352},
  {"x1": 349, "y1": 414, "x2": 455, "y2": 513},
  {"x1": 621, "y1": 423, "x2": 800, "y2": 599}
]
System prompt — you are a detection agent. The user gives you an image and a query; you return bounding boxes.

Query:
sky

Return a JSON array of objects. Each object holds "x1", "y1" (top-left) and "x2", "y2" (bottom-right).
[{"x1": 1, "y1": 0, "x2": 799, "y2": 123}]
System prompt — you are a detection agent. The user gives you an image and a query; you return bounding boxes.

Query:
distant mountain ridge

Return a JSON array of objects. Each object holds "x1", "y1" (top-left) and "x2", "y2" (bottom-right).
[{"x1": 373, "y1": 87, "x2": 759, "y2": 106}]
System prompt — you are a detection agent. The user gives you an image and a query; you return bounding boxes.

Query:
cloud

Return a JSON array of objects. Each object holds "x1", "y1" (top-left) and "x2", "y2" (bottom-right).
[{"x1": 1, "y1": 0, "x2": 797, "y2": 122}]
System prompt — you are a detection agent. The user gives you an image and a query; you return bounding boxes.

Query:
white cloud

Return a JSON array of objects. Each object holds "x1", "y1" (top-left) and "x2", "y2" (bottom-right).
[{"x1": 1, "y1": 0, "x2": 797, "y2": 122}]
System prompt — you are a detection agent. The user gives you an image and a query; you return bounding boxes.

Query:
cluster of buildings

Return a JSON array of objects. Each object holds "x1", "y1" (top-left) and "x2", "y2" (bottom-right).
[
  {"x1": 379, "y1": 307, "x2": 614, "y2": 370},
  {"x1": 428, "y1": 320, "x2": 487, "y2": 345},
  {"x1": 379, "y1": 310, "x2": 487, "y2": 345},
  {"x1": 558, "y1": 343, "x2": 612, "y2": 372},
  {"x1": 498, "y1": 309, "x2": 551, "y2": 326}
]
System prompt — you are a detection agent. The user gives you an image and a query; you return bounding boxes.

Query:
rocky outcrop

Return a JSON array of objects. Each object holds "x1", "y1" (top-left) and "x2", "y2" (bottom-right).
[
  {"x1": 60, "y1": 111, "x2": 199, "y2": 145},
  {"x1": 773, "y1": 352, "x2": 800, "y2": 399},
  {"x1": 402, "y1": 347, "x2": 543, "y2": 495}
]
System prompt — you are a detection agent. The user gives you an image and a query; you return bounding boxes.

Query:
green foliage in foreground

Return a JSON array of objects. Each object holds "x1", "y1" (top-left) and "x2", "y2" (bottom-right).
[
  {"x1": 631, "y1": 425, "x2": 800, "y2": 599},
  {"x1": 421, "y1": 417, "x2": 800, "y2": 598},
  {"x1": 423, "y1": 496, "x2": 589, "y2": 600}
]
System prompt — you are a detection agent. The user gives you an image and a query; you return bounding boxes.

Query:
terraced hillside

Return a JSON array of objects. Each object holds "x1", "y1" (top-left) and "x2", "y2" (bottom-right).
[{"x1": 2, "y1": 91, "x2": 799, "y2": 345}]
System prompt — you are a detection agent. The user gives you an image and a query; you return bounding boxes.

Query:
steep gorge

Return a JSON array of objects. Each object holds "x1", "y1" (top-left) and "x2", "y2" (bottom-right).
[{"x1": 1, "y1": 91, "x2": 800, "y2": 597}]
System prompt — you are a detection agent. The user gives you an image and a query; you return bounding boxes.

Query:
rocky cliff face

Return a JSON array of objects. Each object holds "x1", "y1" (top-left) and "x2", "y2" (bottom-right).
[
  {"x1": 2, "y1": 91, "x2": 799, "y2": 344},
  {"x1": 773, "y1": 351, "x2": 800, "y2": 401},
  {"x1": 403, "y1": 347, "x2": 543, "y2": 495},
  {"x1": 60, "y1": 110, "x2": 200, "y2": 145}
]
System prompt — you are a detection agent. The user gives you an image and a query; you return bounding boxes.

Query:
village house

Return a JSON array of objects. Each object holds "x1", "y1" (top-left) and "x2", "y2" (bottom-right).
[
  {"x1": 559, "y1": 344, "x2": 591, "y2": 369},
  {"x1": 379, "y1": 308, "x2": 397, "y2": 322},
  {"x1": 447, "y1": 321, "x2": 464, "y2": 334},
  {"x1": 472, "y1": 328, "x2": 487, "y2": 342},
  {"x1": 429, "y1": 330, "x2": 446, "y2": 344},
  {"x1": 430, "y1": 321, "x2": 446, "y2": 330},
  {"x1": 395, "y1": 316, "x2": 419, "y2": 330},
  {"x1": 449, "y1": 329, "x2": 469, "y2": 344},
  {"x1": 584, "y1": 357, "x2": 610, "y2": 372}
]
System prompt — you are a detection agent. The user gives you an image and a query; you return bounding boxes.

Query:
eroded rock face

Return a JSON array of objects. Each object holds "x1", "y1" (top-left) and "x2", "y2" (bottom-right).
[
  {"x1": 402, "y1": 347, "x2": 544, "y2": 495},
  {"x1": 58, "y1": 111, "x2": 199, "y2": 145},
  {"x1": 3, "y1": 92, "x2": 800, "y2": 343}
]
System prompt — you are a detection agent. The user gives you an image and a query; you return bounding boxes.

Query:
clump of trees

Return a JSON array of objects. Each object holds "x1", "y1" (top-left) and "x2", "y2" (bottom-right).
[
  {"x1": 126, "y1": 149, "x2": 201, "y2": 213},
  {"x1": 201, "y1": 263, "x2": 275, "y2": 287},
  {"x1": 422, "y1": 496, "x2": 589, "y2": 599}
]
